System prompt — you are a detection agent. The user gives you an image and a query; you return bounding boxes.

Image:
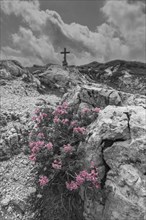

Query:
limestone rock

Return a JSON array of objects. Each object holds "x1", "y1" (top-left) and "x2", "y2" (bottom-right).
[
  {"x1": 0, "y1": 60, "x2": 28, "y2": 78},
  {"x1": 38, "y1": 65, "x2": 70, "y2": 89},
  {"x1": 80, "y1": 105, "x2": 146, "y2": 220},
  {"x1": 63, "y1": 84, "x2": 146, "y2": 110}
]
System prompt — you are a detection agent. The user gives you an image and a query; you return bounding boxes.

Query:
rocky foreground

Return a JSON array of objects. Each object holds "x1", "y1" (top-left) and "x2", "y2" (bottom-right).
[{"x1": 0, "y1": 59, "x2": 146, "y2": 220}]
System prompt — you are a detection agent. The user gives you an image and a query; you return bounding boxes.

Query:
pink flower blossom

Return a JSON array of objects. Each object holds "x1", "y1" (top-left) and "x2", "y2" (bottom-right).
[
  {"x1": 52, "y1": 160, "x2": 62, "y2": 169},
  {"x1": 59, "y1": 110, "x2": 67, "y2": 115},
  {"x1": 53, "y1": 103, "x2": 68, "y2": 115},
  {"x1": 29, "y1": 154, "x2": 36, "y2": 161},
  {"x1": 63, "y1": 144, "x2": 72, "y2": 153},
  {"x1": 61, "y1": 118, "x2": 69, "y2": 125},
  {"x1": 35, "y1": 141, "x2": 45, "y2": 147},
  {"x1": 53, "y1": 117, "x2": 60, "y2": 123},
  {"x1": 52, "y1": 109, "x2": 60, "y2": 115},
  {"x1": 85, "y1": 169, "x2": 98, "y2": 184},
  {"x1": 65, "y1": 168, "x2": 99, "y2": 191},
  {"x1": 75, "y1": 175, "x2": 85, "y2": 186},
  {"x1": 36, "y1": 116, "x2": 41, "y2": 124},
  {"x1": 90, "y1": 161, "x2": 95, "y2": 168},
  {"x1": 35, "y1": 113, "x2": 47, "y2": 122},
  {"x1": 66, "y1": 181, "x2": 79, "y2": 191},
  {"x1": 94, "y1": 183, "x2": 100, "y2": 189},
  {"x1": 34, "y1": 124, "x2": 39, "y2": 128},
  {"x1": 29, "y1": 141, "x2": 45, "y2": 150},
  {"x1": 92, "y1": 107, "x2": 100, "y2": 113},
  {"x1": 81, "y1": 108, "x2": 91, "y2": 114},
  {"x1": 42, "y1": 113, "x2": 48, "y2": 118},
  {"x1": 32, "y1": 116, "x2": 37, "y2": 121},
  {"x1": 45, "y1": 142, "x2": 53, "y2": 150},
  {"x1": 37, "y1": 133, "x2": 45, "y2": 138},
  {"x1": 73, "y1": 127, "x2": 86, "y2": 134},
  {"x1": 32, "y1": 146, "x2": 40, "y2": 154},
  {"x1": 79, "y1": 170, "x2": 88, "y2": 178},
  {"x1": 39, "y1": 175, "x2": 49, "y2": 186},
  {"x1": 62, "y1": 102, "x2": 68, "y2": 109},
  {"x1": 34, "y1": 108, "x2": 40, "y2": 114},
  {"x1": 70, "y1": 121, "x2": 78, "y2": 126},
  {"x1": 29, "y1": 142, "x2": 36, "y2": 148}
]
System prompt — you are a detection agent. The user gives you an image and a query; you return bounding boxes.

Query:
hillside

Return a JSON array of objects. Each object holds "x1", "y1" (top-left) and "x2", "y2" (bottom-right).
[
  {"x1": 78, "y1": 60, "x2": 146, "y2": 95},
  {"x1": 0, "y1": 59, "x2": 146, "y2": 220}
]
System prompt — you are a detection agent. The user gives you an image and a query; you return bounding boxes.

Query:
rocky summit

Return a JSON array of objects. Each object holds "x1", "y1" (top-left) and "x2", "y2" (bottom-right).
[{"x1": 0, "y1": 59, "x2": 146, "y2": 220}]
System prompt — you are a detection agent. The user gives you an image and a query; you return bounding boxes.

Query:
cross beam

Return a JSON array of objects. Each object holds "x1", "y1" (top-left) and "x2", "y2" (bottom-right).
[{"x1": 60, "y1": 48, "x2": 70, "y2": 66}]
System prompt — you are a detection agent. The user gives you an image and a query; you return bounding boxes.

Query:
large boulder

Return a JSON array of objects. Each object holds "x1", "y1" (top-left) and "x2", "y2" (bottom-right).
[
  {"x1": 38, "y1": 65, "x2": 71, "y2": 89},
  {"x1": 0, "y1": 60, "x2": 28, "y2": 79},
  {"x1": 79, "y1": 106, "x2": 146, "y2": 220},
  {"x1": 63, "y1": 84, "x2": 146, "y2": 110},
  {"x1": 35, "y1": 65, "x2": 87, "y2": 92}
]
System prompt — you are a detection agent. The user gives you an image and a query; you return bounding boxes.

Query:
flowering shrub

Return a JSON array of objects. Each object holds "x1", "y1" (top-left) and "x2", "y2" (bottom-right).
[
  {"x1": 66, "y1": 168, "x2": 99, "y2": 191},
  {"x1": 29, "y1": 102, "x2": 100, "y2": 192}
]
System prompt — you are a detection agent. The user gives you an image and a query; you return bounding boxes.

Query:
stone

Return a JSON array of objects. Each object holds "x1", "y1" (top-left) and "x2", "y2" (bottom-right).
[
  {"x1": 0, "y1": 79, "x2": 6, "y2": 86},
  {"x1": 1, "y1": 196, "x2": 11, "y2": 207},
  {"x1": 11, "y1": 199, "x2": 26, "y2": 214},
  {"x1": 0, "y1": 113, "x2": 7, "y2": 126},
  {"x1": 63, "y1": 84, "x2": 146, "y2": 110},
  {"x1": 0, "y1": 60, "x2": 28, "y2": 78},
  {"x1": 8, "y1": 133, "x2": 19, "y2": 146},
  {"x1": 28, "y1": 187, "x2": 36, "y2": 194},
  {"x1": 79, "y1": 105, "x2": 146, "y2": 220}
]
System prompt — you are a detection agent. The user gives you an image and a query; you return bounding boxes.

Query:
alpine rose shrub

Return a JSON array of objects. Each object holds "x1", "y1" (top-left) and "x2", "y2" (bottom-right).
[{"x1": 29, "y1": 102, "x2": 100, "y2": 191}]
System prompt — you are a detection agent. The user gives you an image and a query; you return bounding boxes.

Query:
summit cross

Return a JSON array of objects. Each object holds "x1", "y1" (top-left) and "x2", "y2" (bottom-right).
[{"x1": 60, "y1": 48, "x2": 70, "y2": 67}]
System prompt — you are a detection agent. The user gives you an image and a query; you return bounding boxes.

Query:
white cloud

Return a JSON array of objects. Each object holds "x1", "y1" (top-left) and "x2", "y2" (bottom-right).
[
  {"x1": 101, "y1": 0, "x2": 146, "y2": 61},
  {"x1": 1, "y1": 0, "x2": 146, "y2": 66}
]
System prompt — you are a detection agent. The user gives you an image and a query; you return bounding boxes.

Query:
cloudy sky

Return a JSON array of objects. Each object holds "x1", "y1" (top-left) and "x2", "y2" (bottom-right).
[{"x1": 0, "y1": 0, "x2": 146, "y2": 66}]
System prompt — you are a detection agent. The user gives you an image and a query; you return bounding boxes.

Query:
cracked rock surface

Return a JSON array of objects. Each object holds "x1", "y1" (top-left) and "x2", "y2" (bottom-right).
[
  {"x1": 63, "y1": 84, "x2": 146, "y2": 110},
  {"x1": 80, "y1": 106, "x2": 146, "y2": 220}
]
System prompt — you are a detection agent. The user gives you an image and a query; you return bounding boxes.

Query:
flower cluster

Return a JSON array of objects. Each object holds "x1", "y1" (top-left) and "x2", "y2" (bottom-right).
[
  {"x1": 81, "y1": 107, "x2": 100, "y2": 114},
  {"x1": 45, "y1": 142, "x2": 53, "y2": 150},
  {"x1": 29, "y1": 102, "x2": 100, "y2": 190},
  {"x1": 32, "y1": 112, "x2": 48, "y2": 123},
  {"x1": 73, "y1": 127, "x2": 86, "y2": 134},
  {"x1": 39, "y1": 175, "x2": 49, "y2": 186},
  {"x1": 66, "y1": 168, "x2": 99, "y2": 191},
  {"x1": 29, "y1": 141, "x2": 45, "y2": 161},
  {"x1": 92, "y1": 107, "x2": 100, "y2": 113},
  {"x1": 81, "y1": 108, "x2": 91, "y2": 114},
  {"x1": 63, "y1": 144, "x2": 73, "y2": 153},
  {"x1": 52, "y1": 159, "x2": 62, "y2": 170},
  {"x1": 53, "y1": 102, "x2": 68, "y2": 116}
]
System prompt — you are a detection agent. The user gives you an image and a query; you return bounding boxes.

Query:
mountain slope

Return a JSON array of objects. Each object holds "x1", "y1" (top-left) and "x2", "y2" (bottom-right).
[{"x1": 78, "y1": 60, "x2": 146, "y2": 95}]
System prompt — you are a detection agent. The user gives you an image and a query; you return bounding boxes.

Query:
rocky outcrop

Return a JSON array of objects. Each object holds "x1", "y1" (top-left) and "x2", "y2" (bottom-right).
[
  {"x1": 0, "y1": 110, "x2": 32, "y2": 161},
  {"x1": 33, "y1": 65, "x2": 86, "y2": 93},
  {"x1": 63, "y1": 84, "x2": 146, "y2": 110},
  {"x1": 78, "y1": 60, "x2": 146, "y2": 95},
  {"x1": 0, "y1": 60, "x2": 43, "y2": 92},
  {"x1": 0, "y1": 60, "x2": 28, "y2": 79},
  {"x1": 1, "y1": 59, "x2": 146, "y2": 220},
  {"x1": 79, "y1": 106, "x2": 146, "y2": 220}
]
